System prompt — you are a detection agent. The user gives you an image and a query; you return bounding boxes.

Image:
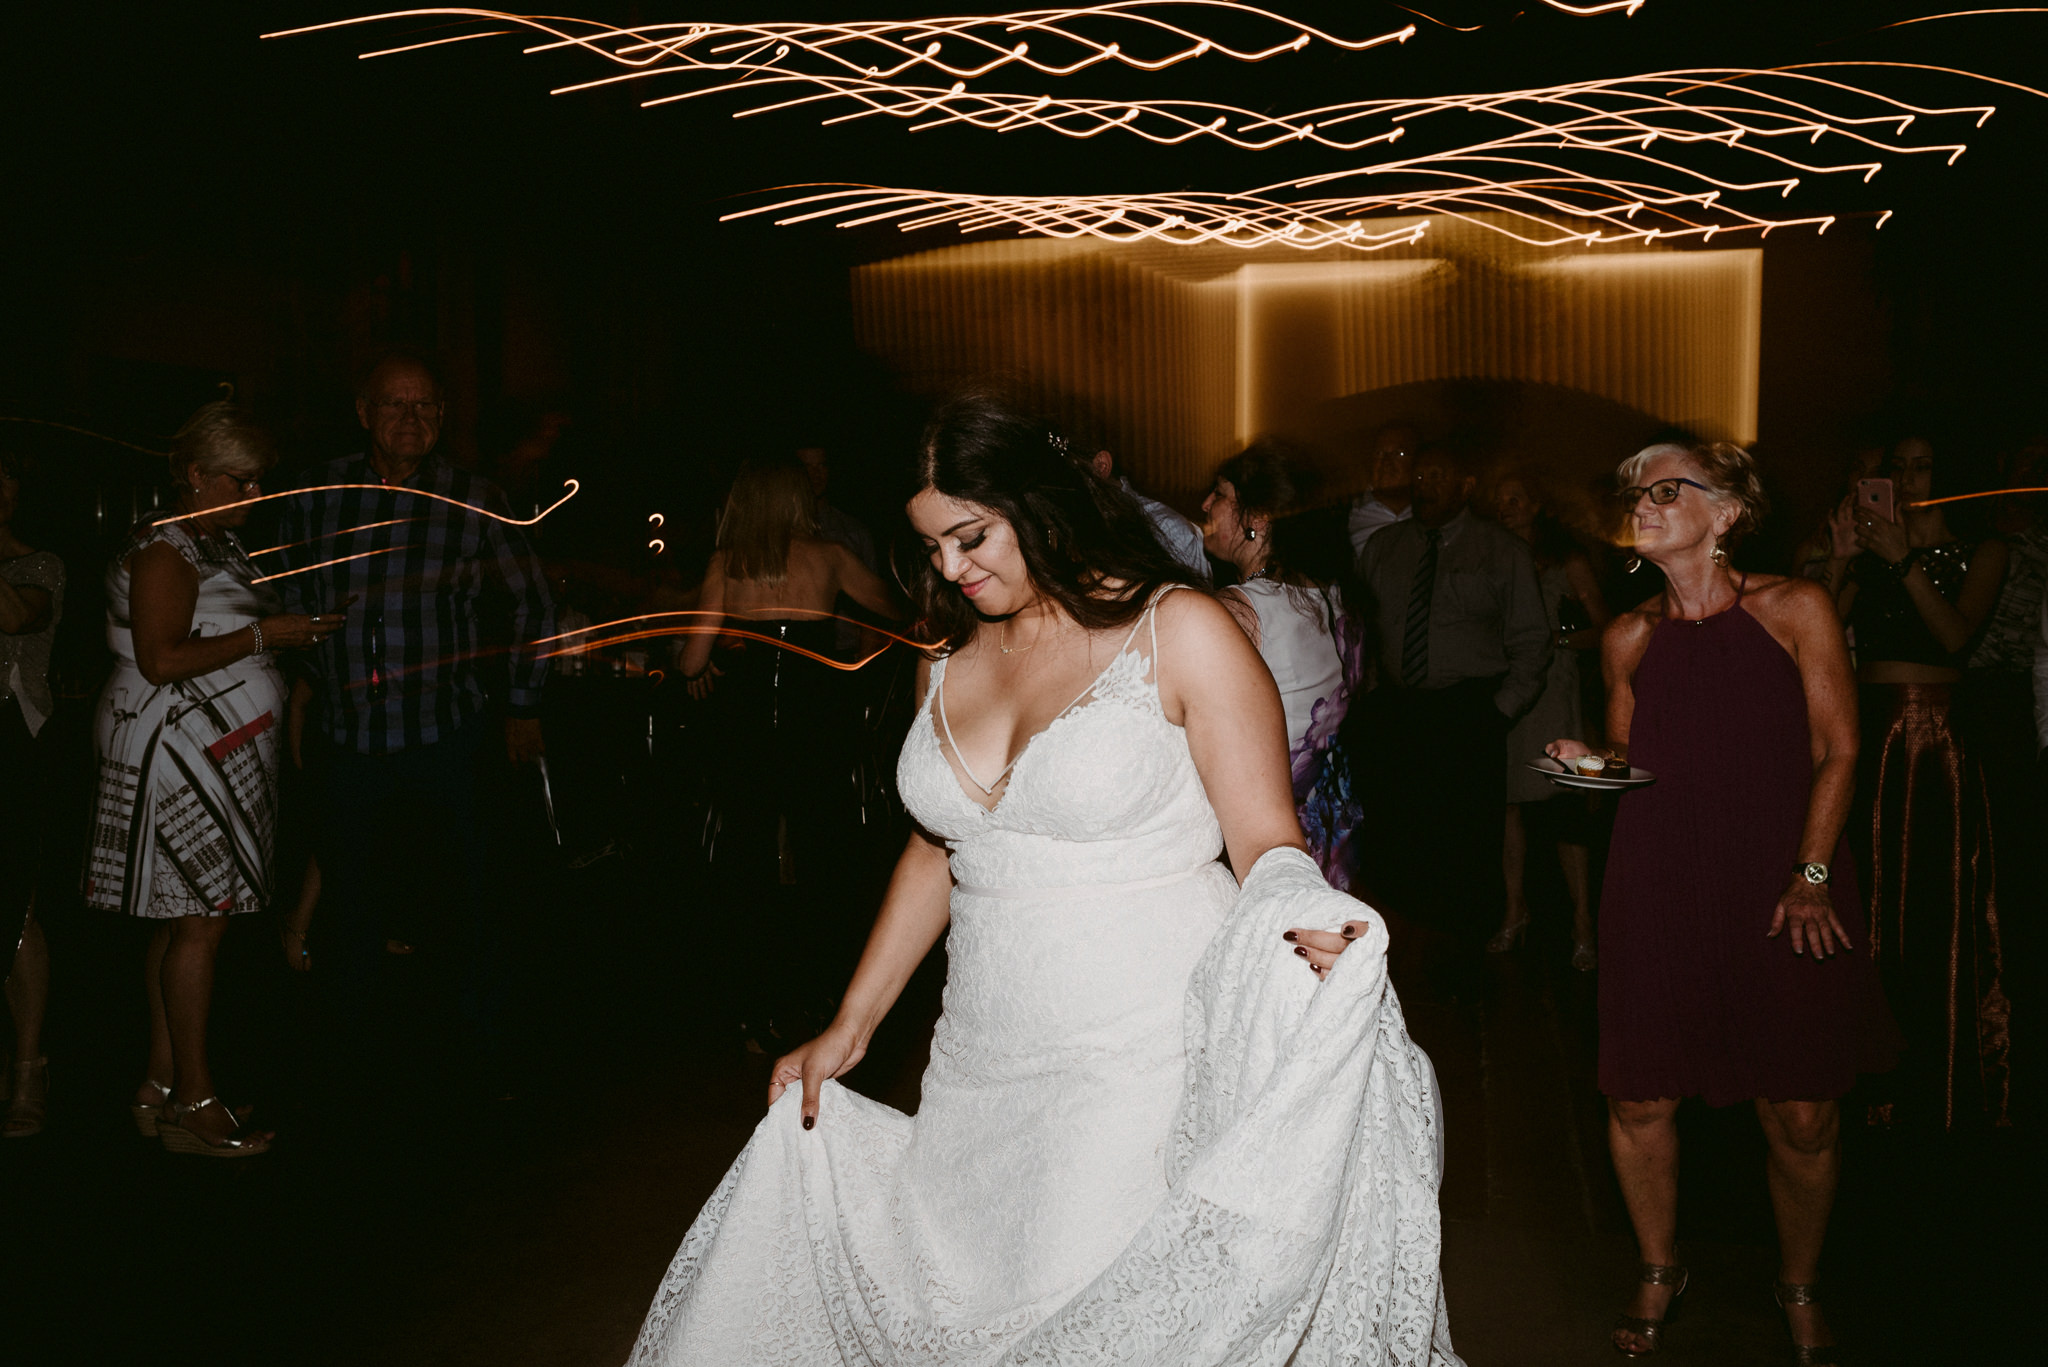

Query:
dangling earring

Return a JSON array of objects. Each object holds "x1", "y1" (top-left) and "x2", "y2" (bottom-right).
[
  {"x1": 1624, "y1": 554, "x2": 1642, "y2": 574},
  {"x1": 1710, "y1": 542, "x2": 1729, "y2": 566},
  {"x1": 1245, "y1": 526, "x2": 1257, "y2": 541}
]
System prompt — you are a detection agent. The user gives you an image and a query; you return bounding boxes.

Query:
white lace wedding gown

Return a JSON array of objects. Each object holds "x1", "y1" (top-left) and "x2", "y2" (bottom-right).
[{"x1": 628, "y1": 594, "x2": 1461, "y2": 1366}]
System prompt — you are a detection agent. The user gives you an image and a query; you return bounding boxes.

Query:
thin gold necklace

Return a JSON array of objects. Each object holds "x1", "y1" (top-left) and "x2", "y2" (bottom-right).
[{"x1": 999, "y1": 614, "x2": 1058, "y2": 655}]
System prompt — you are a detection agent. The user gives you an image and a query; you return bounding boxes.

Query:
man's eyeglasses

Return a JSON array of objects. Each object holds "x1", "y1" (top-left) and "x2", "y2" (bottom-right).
[
  {"x1": 1616, "y1": 477, "x2": 1710, "y2": 508},
  {"x1": 370, "y1": 399, "x2": 445, "y2": 418}
]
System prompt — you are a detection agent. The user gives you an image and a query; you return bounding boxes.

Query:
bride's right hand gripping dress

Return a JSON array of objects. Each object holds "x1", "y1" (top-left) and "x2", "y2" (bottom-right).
[{"x1": 629, "y1": 598, "x2": 1462, "y2": 1366}]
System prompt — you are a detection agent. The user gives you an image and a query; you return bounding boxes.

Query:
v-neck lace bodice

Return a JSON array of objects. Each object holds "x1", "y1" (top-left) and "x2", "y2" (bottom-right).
[{"x1": 898, "y1": 590, "x2": 1224, "y2": 894}]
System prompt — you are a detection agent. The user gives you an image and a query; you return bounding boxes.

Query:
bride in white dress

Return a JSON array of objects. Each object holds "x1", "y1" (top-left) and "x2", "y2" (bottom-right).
[{"x1": 628, "y1": 392, "x2": 1461, "y2": 1366}]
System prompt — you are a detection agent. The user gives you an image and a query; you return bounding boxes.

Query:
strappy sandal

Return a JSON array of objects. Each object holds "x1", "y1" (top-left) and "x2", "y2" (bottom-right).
[
  {"x1": 1486, "y1": 918, "x2": 1531, "y2": 953},
  {"x1": 1612, "y1": 1261, "x2": 1688, "y2": 1357},
  {"x1": 1774, "y1": 1282, "x2": 1841, "y2": 1365},
  {"x1": 157, "y1": 1096, "x2": 271, "y2": 1158},
  {"x1": 129, "y1": 1077, "x2": 171, "y2": 1137},
  {"x1": 3, "y1": 1057, "x2": 49, "y2": 1139}
]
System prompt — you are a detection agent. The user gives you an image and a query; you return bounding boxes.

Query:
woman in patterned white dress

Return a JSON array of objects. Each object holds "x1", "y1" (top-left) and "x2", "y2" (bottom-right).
[
  {"x1": 86, "y1": 401, "x2": 343, "y2": 1156},
  {"x1": 626, "y1": 391, "x2": 1460, "y2": 1366}
]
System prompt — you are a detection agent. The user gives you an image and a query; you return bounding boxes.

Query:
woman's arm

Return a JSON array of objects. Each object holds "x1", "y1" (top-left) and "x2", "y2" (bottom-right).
[
  {"x1": 1854, "y1": 513, "x2": 2007, "y2": 652},
  {"x1": 1156, "y1": 589, "x2": 1304, "y2": 876},
  {"x1": 130, "y1": 543, "x2": 248, "y2": 686},
  {"x1": 1763, "y1": 579, "x2": 1860, "y2": 956},
  {"x1": 679, "y1": 551, "x2": 725, "y2": 698},
  {"x1": 770, "y1": 659, "x2": 954, "y2": 1127},
  {"x1": 129, "y1": 544, "x2": 338, "y2": 686},
  {"x1": 1157, "y1": 589, "x2": 1367, "y2": 972},
  {"x1": 0, "y1": 579, "x2": 51, "y2": 636},
  {"x1": 1561, "y1": 552, "x2": 1611, "y2": 650},
  {"x1": 1601, "y1": 613, "x2": 1651, "y2": 759},
  {"x1": 829, "y1": 541, "x2": 906, "y2": 621},
  {"x1": 1899, "y1": 537, "x2": 2006, "y2": 655}
]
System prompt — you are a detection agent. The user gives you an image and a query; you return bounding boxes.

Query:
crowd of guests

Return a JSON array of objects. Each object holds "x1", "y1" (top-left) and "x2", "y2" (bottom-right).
[
  {"x1": 0, "y1": 362, "x2": 2037, "y2": 1355},
  {"x1": 3, "y1": 350, "x2": 556, "y2": 1152}
]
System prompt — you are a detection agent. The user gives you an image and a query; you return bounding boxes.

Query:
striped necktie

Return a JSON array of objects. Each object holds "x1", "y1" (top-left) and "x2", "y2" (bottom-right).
[{"x1": 1401, "y1": 527, "x2": 1440, "y2": 688}]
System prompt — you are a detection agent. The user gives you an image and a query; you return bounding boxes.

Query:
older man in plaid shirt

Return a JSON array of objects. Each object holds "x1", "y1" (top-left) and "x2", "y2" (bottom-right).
[{"x1": 279, "y1": 349, "x2": 554, "y2": 1062}]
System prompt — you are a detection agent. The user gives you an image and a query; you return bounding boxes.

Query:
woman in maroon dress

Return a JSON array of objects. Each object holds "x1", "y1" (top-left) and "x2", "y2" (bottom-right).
[{"x1": 1550, "y1": 442, "x2": 1897, "y2": 1363}]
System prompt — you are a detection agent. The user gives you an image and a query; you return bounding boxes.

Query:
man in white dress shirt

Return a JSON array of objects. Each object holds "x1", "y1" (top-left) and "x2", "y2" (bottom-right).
[
  {"x1": 1089, "y1": 448, "x2": 1212, "y2": 582},
  {"x1": 1346, "y1": 423, "x2": 1419, "y2": 559}
]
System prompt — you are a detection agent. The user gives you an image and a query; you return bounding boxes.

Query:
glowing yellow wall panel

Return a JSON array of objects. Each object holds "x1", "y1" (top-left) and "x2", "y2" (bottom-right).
[{"x1": 852, "y1": 224, "x2": 1761, "y2": 506}]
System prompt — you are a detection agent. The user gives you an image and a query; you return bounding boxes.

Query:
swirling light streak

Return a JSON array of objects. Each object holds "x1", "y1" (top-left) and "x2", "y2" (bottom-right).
[
  {"x1": 279, "y1": 7, "x2": 2036, "y2": 251},
  {"x1": 1908, "y1": 487, "x2": 2048, "y2": 508},
  {"x1": 249, "y1": 515, "x2": 418, "y2": 558},
  {"x1": 266, "y1": 4, "x2": 1424, "y2": 86},
  {"x1": 647, "y1": 511, "x2": 665, "y2": 555},
  {"x1": 249, "y1": 544, "x2": 422, "y2": 585},
  {"x1": 156, "y1": 477, "x2": 581, "y2": 530},
  {"x1": 537, "y1": 609, "x2": 938, "y2": 670},
  {"x1": 0, "y1": 416, "x2": 170, "y2": 457}
]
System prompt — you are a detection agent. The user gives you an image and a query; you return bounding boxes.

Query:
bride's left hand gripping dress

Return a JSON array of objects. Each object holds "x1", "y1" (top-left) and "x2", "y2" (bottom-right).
[
  {"x1": 85, "y1": 521, "x2": 285, "y2": 918},
  {"x1": 630, "y1": 595, "x2": 1461, "y2": 1365}
]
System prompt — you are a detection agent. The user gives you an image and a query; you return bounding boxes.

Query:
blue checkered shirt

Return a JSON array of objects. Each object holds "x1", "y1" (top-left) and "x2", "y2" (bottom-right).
[{"x1": 274, "y1": 452, "x2": 555, "y2": 754}]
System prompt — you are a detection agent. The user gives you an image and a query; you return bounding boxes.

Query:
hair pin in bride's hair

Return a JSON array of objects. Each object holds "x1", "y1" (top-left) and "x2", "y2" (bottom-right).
[{"x1": 1047, "y1": 432, "x2": 1069, "y2": 457}]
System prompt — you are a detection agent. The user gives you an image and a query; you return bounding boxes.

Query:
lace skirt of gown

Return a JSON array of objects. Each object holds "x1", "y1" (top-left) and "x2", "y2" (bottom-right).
[{"x1": 627, "y1": 606, "x2": 1461, "y2": 1366}]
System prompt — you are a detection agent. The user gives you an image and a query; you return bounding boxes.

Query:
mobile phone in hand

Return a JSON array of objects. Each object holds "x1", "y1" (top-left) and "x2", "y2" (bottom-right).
[{"x1": 1857, "y1": 477, "x2": 1896, "y2": 524}]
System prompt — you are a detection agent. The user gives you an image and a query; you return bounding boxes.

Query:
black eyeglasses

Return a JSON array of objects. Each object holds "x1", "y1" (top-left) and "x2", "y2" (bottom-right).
[{"x1": 1616, "y1": 477, "x2": 1710, "y2": 508}]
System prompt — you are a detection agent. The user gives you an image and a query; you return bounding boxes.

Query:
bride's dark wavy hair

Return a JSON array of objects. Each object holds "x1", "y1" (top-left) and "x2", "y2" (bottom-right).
[{"x1": 904, "y1": 387, "x2": 1206, "y2": 655}]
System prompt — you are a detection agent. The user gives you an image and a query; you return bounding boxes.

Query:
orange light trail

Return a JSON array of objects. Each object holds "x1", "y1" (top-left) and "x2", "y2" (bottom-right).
[
  {"x1": 156, "y1": 478, "x2": 580, "y2": 528},
  {"x1": 249, "y1": 516, "x2": 419, "y2": 558},
  {"x1": 1907, "y1": 487, "x2": 2048, "y2": 508},
  {"x1": 249, "y1": 544, "x2": 421, "y2": 585},
  {"x1": 0, "y1": 416, "x2": 171, "y2": 457},
  {"x1": 265, "y1": 5, "x2": 1426, "y2": 83},
  {"x1": 537, "y1": 609, "x2": 939, "y2": 672},
  {"x1": 276, "y1": 7, "x2": 2041, "y2": 250}
]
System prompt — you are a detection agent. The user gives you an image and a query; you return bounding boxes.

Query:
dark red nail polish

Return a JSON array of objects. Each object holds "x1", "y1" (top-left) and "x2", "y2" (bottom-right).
[
  {"x1": 802, "y1": 1115, "x2": 815, "y2": 1131},
  {"x1": 1283, "y1": 931, "x2": 1298, "y2": 943},
  {"x1": 1293, "y1": 945, "x2": 1308, "y2": 959}
]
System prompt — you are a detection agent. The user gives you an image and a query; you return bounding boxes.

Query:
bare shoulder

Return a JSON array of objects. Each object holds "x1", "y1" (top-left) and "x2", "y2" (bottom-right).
[
  {"x1": 1212, "y1": 584, "x2": 1261, "y2": 645},
  {"x1": 1606, "y1": 598, "x2": 1660, "y2": 643},
  {"x1": 1152, "y1": 584, "x2": 1244, "y2": 648},
  {"x1": 130, "y1": 536, "x2": 198, "y2": 582},
  {"x1": 1153, "y1": 587, "x2": 1263, "y2": 689},
  {"x1": 1744, "y1": 573, "x2": 1831, "y2": 626}
]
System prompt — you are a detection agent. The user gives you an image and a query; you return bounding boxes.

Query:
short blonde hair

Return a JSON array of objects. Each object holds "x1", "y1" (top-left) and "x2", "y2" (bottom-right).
[
  {"x1": 170, "y1": 401, "x2": 277, "y2": 485},
  {"x1": 1616, "y1": 440, "x2": 1768, "y2": 541}
]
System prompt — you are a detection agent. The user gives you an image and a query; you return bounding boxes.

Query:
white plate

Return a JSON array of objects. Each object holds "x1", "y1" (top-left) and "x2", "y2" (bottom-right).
[{"x1": 1523, "y1": 760, "x2": 1656, "y2": 791}]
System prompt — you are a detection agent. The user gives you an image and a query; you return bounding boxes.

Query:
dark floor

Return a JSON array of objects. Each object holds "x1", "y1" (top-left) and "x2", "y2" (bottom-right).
[{"x1": 3, "y1": 811, "x2": 2035, "y2": 1367}]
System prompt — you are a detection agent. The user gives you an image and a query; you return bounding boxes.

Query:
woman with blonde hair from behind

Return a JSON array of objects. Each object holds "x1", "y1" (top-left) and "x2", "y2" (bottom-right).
[{"x1": 680, "y1": 452, "x2": 903, "y2": 1049}]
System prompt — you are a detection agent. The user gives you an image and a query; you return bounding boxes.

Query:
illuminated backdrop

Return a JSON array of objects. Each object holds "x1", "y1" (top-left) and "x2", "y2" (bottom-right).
[{"x1": 853, "y1": 217, "x2": 1759, "y2": 501}]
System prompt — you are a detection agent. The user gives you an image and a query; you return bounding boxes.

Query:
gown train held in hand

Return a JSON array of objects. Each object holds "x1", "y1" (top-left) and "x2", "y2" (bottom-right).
[{"x1": 627, "y1": 592, "x2": 1460, "y2": 1365}]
